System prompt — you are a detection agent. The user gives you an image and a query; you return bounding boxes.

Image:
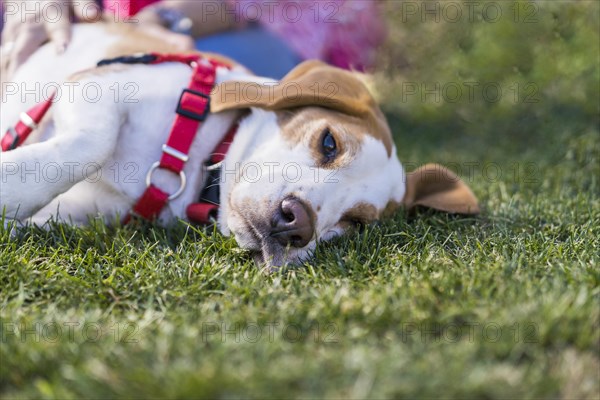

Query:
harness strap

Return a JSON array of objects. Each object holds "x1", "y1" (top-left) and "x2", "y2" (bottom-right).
[
  {"x1": 1, "y1": 94, "x2": 55, "y2": 151},
  {"x1": 186, "y1": 123, "x2": 238, "y2": 223},
  {"x1": 124, "y1": 54, "x2": 233, "y2": 224}
]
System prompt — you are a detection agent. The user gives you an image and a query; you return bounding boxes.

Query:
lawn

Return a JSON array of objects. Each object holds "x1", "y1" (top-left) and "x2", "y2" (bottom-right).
[{"x1": 1, "y1": 1, "x2": 599, "y2": 399}]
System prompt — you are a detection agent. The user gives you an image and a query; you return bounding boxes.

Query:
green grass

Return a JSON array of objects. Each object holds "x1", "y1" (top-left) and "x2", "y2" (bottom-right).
[
  {"x1": 1, "y1": 119, "x2": 598, "y2": 399},
  {"x1": 1, "y1": 1, "x2": 599, "y2": 398}
]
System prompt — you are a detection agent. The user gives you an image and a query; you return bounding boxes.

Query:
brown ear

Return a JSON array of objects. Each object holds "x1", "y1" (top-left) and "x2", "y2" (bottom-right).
[
  {"x1": 211, "y1": 60, "x2": 394, "y2": 155},
  {"x1": 402, "y1": 164, "x2": 480, "y2": 214},
  {"x1": 211, "y1": 60, "x2": 378, "y2": 117}
]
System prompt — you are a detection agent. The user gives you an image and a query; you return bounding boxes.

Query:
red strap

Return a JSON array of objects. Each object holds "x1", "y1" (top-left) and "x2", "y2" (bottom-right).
[
  {"x1": 186, "y1": 203, "x2": 219, "y2": 224},
  {"x1": 125, "y1": 185, "x2": 170, "y2": 224},
  {"x1": 210, "y1": 123, "x2": 237, "y2": 164},
  {"x1": 149, "y1": 52, "x2": 205, "y2": 66},
  {"x1": 149, "y1": 53, "x2": 233, "y2": 70},
  {"x1": 158, "y1": 63, "x2": 215, "y2": 174},
  {"x1": 1, "y1": 94, "x2": 54, "y2": 151},
  {"x1": 185, "y1": 123, "x2": 239, "y2": 225}
]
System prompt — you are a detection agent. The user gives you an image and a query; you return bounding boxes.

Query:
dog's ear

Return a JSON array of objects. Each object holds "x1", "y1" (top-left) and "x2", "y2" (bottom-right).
[
  {"x1": 211, "y1": 60, "x2": 377, "y2": 117},
  {"x1": 401, "y1": 164, "x2": 480, "y2": 214}
]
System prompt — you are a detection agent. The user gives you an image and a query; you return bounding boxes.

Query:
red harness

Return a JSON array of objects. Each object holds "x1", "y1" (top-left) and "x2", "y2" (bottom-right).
[{"x1": 1, "y1": 52, "x2": 237, "y2": 225}]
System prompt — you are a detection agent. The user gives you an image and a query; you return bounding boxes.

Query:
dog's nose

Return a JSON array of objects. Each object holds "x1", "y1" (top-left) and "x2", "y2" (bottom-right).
[{"x1": 271, "y1": 198, "x2": 314, "y2": 248}]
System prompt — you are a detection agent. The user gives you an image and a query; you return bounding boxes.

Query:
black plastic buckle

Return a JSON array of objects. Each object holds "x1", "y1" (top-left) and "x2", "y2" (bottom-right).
[
  {"x1": 198, "y1": 165, "x2": 221, "y2": 207},
  {"x1": 5, "y1": 127, "x2": 19, "y2": 150},
  {"x1": 97, "y1": 53, "x2": 158, "y2": 67},
  {"x1": 176, "y1": 89, "x2": 210, "y2": 122}
]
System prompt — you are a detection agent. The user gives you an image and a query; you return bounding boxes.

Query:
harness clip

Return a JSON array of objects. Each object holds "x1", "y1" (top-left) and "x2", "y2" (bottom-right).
[{"x1": 176, "y1": 89, "x2": 211, "y2": 121}]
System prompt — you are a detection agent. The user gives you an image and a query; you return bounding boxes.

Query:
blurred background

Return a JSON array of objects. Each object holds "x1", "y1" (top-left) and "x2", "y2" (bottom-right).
[
  {"x1": 376, "y1": 0, "x2": 598, "y2": 138},
  {"x1": 371, "y1": 0, "x2": 598, "y2": 214}
]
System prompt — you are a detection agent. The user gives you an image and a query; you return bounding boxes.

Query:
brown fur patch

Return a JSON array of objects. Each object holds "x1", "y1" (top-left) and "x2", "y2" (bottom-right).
[
  {"x1": 381, "y1": 200, "x2": 401, "y2": 218},
  {"x1": 103, "y1": 22, "x2": 239, "y2": 67},
  {"x1": 211, "y1": 61, "x2": 393, "y2": 156},
  {"x1": 104, "y1": 23, "x2": 181, "y2": 57},
  {"x1": 340, "y1": 202, "x2": 379, "y2": 228},
  {"x1": 403, "y1": 164, "x2": 480, "y2": 214},
  {"x1": 276, "y1": 107, "x2": 368, "y2": 169},
  {"x1": 67, "y1": 22, "x2": 240, "y2": 82}
]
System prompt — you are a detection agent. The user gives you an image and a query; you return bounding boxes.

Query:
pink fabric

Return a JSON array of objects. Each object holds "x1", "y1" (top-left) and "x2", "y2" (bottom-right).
[
  {"x1": 231, "y1": 0, "x2": 386, "y2": 71},
  {"x1": 103, "y1": 0, "x2": 159, "y2": 18}
]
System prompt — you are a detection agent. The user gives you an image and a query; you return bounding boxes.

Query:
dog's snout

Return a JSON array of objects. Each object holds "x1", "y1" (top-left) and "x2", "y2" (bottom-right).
[{"x1": 271, "y1": 198, "x2": 314, "y2": 248}]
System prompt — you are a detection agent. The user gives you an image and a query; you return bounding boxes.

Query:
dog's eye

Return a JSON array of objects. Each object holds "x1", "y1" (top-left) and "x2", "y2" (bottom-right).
[{"x1": 321, "y1": 129, "x2": 337, "y2": 161}]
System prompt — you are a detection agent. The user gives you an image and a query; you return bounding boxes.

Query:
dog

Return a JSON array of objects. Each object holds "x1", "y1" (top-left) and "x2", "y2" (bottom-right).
[{"x1": 1, "y1": 23, "x2": 479, "y2": 267}]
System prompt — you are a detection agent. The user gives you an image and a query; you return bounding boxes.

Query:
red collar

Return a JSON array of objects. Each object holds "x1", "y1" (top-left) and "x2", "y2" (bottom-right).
[{"x1": 1, "y1": 52, "x2": 238, "y2": 225}]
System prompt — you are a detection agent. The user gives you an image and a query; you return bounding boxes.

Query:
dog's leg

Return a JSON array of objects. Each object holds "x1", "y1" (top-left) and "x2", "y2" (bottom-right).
[
  {"x1": 1, "y1": 89, "x2": 122, "y2": 221},
  {"x1": 27, "y1": 180, "x2": 113, "y2": 226}
]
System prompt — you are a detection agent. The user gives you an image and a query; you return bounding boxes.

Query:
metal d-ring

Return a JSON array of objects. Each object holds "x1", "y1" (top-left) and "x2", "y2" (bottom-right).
[{"x1": 145, "y1": 162, "x2": 187, "y2": 201}]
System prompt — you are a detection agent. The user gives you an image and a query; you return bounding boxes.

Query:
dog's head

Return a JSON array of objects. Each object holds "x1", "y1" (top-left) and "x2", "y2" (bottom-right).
[{"x1": 211, "y1": 61, "x2": 479, "y2": 267}]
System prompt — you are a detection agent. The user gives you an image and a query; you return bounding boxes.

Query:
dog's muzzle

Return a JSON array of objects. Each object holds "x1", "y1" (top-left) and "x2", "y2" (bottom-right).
[{"x1": 270, "y1": 197, "x2": 315, "y2": 248}]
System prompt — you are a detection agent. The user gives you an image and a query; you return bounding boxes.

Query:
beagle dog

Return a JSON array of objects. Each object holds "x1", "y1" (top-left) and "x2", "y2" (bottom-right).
[{"x1": 1, "y1": 24, "x2": 479, "y2": 267}]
